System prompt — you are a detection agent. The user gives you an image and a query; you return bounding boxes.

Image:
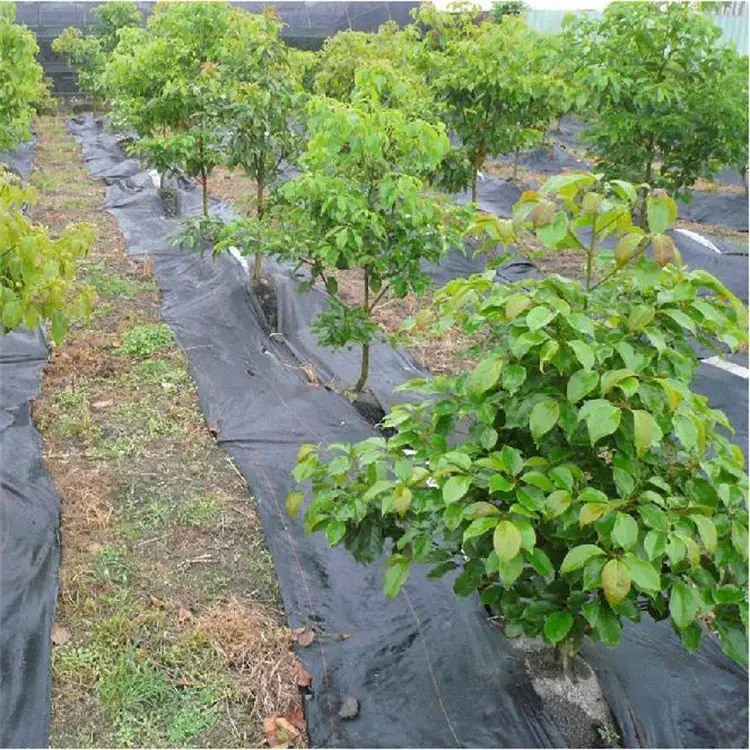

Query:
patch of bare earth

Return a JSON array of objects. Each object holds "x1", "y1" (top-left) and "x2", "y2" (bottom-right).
[{"x1": 31, "y1": 115, "x2": 304, "y2": 748}]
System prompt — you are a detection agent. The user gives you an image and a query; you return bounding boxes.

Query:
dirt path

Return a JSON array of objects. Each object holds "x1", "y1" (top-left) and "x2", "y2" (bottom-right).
[{"x1": 31, "y1": 115, "x2": 304, "y2": 748}]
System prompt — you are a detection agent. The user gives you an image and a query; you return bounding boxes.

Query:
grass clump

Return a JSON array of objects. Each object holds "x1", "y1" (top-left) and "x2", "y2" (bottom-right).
[{"x1": 117, "y1": 324, "x2": 174, "y2": 357}]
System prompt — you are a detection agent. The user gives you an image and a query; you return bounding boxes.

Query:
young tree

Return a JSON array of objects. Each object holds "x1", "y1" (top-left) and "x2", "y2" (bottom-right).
[
  {"x1": 433, "y1": 16, "x2": 563, "y2": 200},
  {"x1": 52, "y1": 1, "x2": 141, "y2": 106},
  {"x1": 215, "y1": 8, "x2": 304, "y2": 280},
  {"x1": 490, "y1": 1, "x2": 527, "y2": 22},
  {"x1": 289, "y1": 174, "x2": 749, "y2": 671},
  {"x1": 564, "y1": 2, "x2": 748, "y2": 200},
  {"x1": 105, "y1": 2, "x2": 232, "y2": 215},
  {"x1": 233, "y1": 71, "x2": 472, "y2": 394},
  {"x1": 2, "y1": 6, "x2": 94, "y2": 341}
]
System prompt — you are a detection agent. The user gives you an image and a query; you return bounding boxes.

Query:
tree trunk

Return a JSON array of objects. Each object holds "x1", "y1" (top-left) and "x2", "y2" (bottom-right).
[
  {"x1": 471, "y1": 144, "x2": 486, "y2": 204},
  {"x1": 201, "y1": 166, "x2": 208, "y2": 218},
  {"x1": 471, "y1": 169, "x2": 478, "y2": 203},
  {"x1": 198, "y1": 135, "x2": 209, "y2": 217},
  {"x1": 353, "y1": 269, "x2": 370, "y2": 394},
  {"x1": 512, "y1": 147, "x2": 520, "y2": 182},
  {"x1": 253, "y1": 172, "x2": 265, "y2": 282},
  {"x1": 354, "y1": 343, "x2": 370, "y2": 394},
  {"x1": 742, "y1": 166, "x2": 748, "y2": 199}
]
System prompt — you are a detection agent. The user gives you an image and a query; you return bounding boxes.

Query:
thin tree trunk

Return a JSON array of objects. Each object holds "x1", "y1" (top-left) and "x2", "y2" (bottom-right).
[
  {"x1": 198, "y1": 135, "x2": 208, "y2": 217},
  {"x1": 253, "y1": 171, "x2": 265, "y2": 282},
  {"x1": 742, "y1": 166, "x2": 748, "y2": 199},
  {"x1": 353, "y1": 270, "x2": 370, "y2": 393},
  {"x1": 471, "y1": 144, "x2": 485, "y2": 203},
  {"x1": 513, "y1": 146, "x2": 520, "y2": 182},
  {"x1": 585, "y1": 212, "x2": 597, "y2": 291}
]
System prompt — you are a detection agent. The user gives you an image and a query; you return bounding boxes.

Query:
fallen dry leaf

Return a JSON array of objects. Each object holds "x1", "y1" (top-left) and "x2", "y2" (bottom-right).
[
  {"x1": 294, "y1": 660, "x2": 312, "y2": 688},
  {"x1": 51, "y1": 624, "x2": 72, "y2": 646},
  {"x1": 207, "y1": 423, "x2": 220, "y2": 437},
  {"x1": 264, "y1": 714, "x2": 301, "y2": 748},
  {"x1": 285, "y1": 708, "x2": 307, "y2": 733},
  {"x1": 291, "y1": 627, "x2": 315, "y2": 647},
  {"x1": 92, "y1": 399, "x2": 114, "y2": 409},
  {"x1": 178, "y1": 606, "x2": 193, "y2": 624},
  {"x1": 149, "y1": 595, "x2": 166, "y2": 609}
]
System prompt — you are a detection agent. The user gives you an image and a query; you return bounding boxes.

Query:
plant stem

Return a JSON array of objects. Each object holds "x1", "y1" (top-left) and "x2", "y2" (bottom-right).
[
  {"x1": 198, "y1": 134, "x2": 208, "y2": 217},
  {"x1": 512, "y1": 146, "x2": 520, "y2": 182},
  {"x1": 253, "y1": 169, "x2": 265, "y2": 282},
  {"x1": 353, "y1": 269, "x2": 370, "y2": 394},
  {"x1": 585, "y1": 211, "x2": 597, "y2": 291}
]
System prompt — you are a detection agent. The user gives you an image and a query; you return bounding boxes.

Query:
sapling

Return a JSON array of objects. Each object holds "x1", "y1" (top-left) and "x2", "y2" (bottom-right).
[
  {"x1": 231, "y1": 70, "x2": 472, "y2": 395},
  {"x1": 216, "y1": 8, "x2": 304, "y2": 280},
  {"x1": 564, "y1": 2, "x2": 749, "y2": 200},
  {"x1": 288, "y1": 173, "x2": 749, "y2": 670},
  {"x1": 433, "y1": 16, "x2": 563, "y2": 200}
]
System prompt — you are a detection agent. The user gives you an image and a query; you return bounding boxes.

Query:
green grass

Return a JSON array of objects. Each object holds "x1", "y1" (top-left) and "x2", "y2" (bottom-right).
[
  {"x1": 84, "y1": 262, "x2": 158, "y2": 299},
  {"x1": 117, "y1": 324, "x2": 174, "y2": 357}
]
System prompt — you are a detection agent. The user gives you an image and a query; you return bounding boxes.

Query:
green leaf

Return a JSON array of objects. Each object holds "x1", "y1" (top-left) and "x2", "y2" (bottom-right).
[
  {"x1": 526, "y1": 305, "x2": 555, "y2": 331},
  {"x1": 500, "y1": 445, "x2": 524, "y2": 476},
  {"x1": 673, "y1": 413, "x2": 699, "y2": 451},
  {"x1": 560, "y1": 544, "x2": 605, "y2": 573},
  {"x1": 522, "y1": 471, "x2": 554, "y2": 492},
  {"x1": 567, "y1": 369, "x2": 599, "y2": 403},
  {"x1": 716, "y1": 622, "x2": 748, "y2": 668},
  {"x1": 623, "y1": 553, "x2": 660, "y2": 593},
  {"x1": 463, "y1": 517, "x2": 499, "y2": 542},
  {"x1": 713, "y1": 585, "x2": 744, "y2": 605},
  {"x1": 638, "y1": 504, "x2": 669, "y2": 532},
  {"x1": 549, "y1": 466, "x2": 574, "y2": 491},
  {"x1": 497, "y1": 553, "x2": 524, "y2": 585},
  {"x1": 679, "y1": 622, "x2": 702, "y2": 653},
  {"x1": 670, "y1": 582, "x2": 699, "y2": 629},
  {"x1": 662, "y1": 309, "x2": 696, "y2": 334},
  {"x1": 633, "y1": 410, "x2": 661, "y2": 458},
  {"x1": 611, "y1": 512, "x2": 639, "y2": 550},
  {"x1": 383, "y1": 554, "x2": 410, "y2": 599},
  {"x1": 325, "y1": 520, "x2": 347, "y2": 545},
  {"x1": 600, "y1": 369, "x2": 636, "y2": 395},
  {"x1": 505, "y1": 293, "x2": 530, "y2": 319},
  {"x1": 537, "y1": 210, "x2": 569, "y2": 247},
  {"x1": 480, "y1": 427, "x2": 498, "y2": 450},
  {"x1": 595, "y1": 607, "x2": 622, "y2": 647},
  {"x1": 569, "y1": 340, "x2": 595, "y2": 370},
  {"x1": 502, "y1": 364, "x2": 527, "y2": 394},
  {"x1": 665, "y1": 535, "x2": 686, "y2": 565},
  {"x1": 528, "y1": 548, "x2": 554, "y2": 577},
  {"x1": 393, "y1": 485, "x2": 412, "y2": 516},
  {"x1": 545, "y1": 490, "x2": 572, "y2": 519},
  {"x1": 530, "y1": 398, "x2": 559, "y2": 442},
  {"x1": 690, "y1": 514, "x2": 718, "y2": 553},
  {"x1": 647, "y1": 196, "x2": 670, "y2": 233},
  {"x1": 489, "y1": 474, "x2": 514, "y2": 493},
  {"x1": 578, "y1": 399, "x2": 622, "y2": 445},
  {"x1": 285, "y1": 492, "x2": 305, "y2": 517},
  {"x1": 580, "y1": 502, "x2": 610, "y2": 526},
  {"x1": 494, "y1": 520, "x2": 522, "y2": 563},
  {"x1": 1, "y1": 299, "x2": 22, "y2": 329},
  {"x1": 443, "y1": 475, "x2": 471, "y2": 505},
  {"x1": 50, "y1": 314, "x2": 68, "y2": 346},
  {"x1": 627, "y1": 304, "x2": 655, "y2": 332},
  {"x1": 468, "y1": 355, "x2": 503, "y2": 394},
  {"x1": 602, "y1": 559, "x2": 631, "y2": 606},
  {"x1": 544, "y1": 611, "x2": 574, "y2": 645}
]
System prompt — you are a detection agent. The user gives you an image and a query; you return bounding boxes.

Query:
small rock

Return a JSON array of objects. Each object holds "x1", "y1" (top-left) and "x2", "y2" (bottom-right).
[{"x1": 338, "y1": 697, "x2": 359, "y2": 720}]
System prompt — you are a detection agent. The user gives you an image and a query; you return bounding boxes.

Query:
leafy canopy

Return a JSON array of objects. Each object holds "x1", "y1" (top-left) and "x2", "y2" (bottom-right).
[
  {"x1": 432, "y1": 16, "x2": 564, "y2": 197},
  {"x1": 289, "y1": 173, "x2": 749, "y2": 667},
  {"x1": 0, "y1": 3, "x2": 47, "y2": 152},
  {"x1": 246, "y1": 72, "x2": 472, "y2": 392},
  {"x1": 0, "y1": 172, "x2": 94, "y2": 343},
  {"x1": 564, "y1": 1, "x2": 749, "y2": 199}
]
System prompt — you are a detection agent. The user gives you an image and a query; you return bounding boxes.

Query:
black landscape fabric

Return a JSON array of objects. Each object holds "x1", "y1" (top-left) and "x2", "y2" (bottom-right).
[
  {"x1": 65, "y1": 113, "x2": 748, "y2": 749},
  {"x1": 0, "y1": 143, "x2": 60, "y2": 748}
]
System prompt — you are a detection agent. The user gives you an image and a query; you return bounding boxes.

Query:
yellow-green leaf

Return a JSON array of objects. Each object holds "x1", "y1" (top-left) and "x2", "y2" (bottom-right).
[{"x1": 601, "y1": 559, "x2": 631, "y2": 606}]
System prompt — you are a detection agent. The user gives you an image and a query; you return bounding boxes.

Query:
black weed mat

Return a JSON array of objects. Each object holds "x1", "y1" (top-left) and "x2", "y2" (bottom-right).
[
  {"x1": 64, "y1": 113, "x2": 748, "y2": 749},
  {"x1": 0, "y1": 144, "x2": 60, "y2": 748}
]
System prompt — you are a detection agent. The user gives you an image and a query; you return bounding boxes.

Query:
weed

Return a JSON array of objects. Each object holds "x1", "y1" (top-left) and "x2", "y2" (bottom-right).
[
  {"x1": 137, "y1": 358, "x2": 189, "y2": 384},
  {"x1": 84, "y1": 262, "x2": 157, "y2": 299},
  {"x1": 179, "y1": 493, "x2": 222, "y2": 527},
  {"x1": 117, "y1": 324, "x2": 173, "y2": 357},
  {"x1": 89, "y1": 546, "x2": 136, "y2": 587}
]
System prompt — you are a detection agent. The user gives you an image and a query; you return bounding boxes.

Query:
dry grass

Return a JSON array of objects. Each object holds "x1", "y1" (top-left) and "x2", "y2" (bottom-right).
[
  {"x1": 208, "y1": 166, "x2": 258, "y2": 214},
  {"x1": 193, "y1": 598, "x2": 302, "y2": 729},
  {"x1": 676, "y1": 218, "x2": 748, "y2": 246},
  {"x1": 31, "y1": 115, "x2": 302, "y2": 748}
]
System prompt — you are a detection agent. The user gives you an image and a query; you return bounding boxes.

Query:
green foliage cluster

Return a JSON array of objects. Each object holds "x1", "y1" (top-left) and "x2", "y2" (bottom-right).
[
  {"x1": 289, "y1": 175, "x2": 749, "y2": 666},
  {"x1": 0, "y1": 3, "x2": 48, "y2": 152},
  {"x1": 0, "y1": 172, "x2": 94, "y2": 343},
  {"x1": 52, "y1": 2, "x2": 141, "y2": 105},
  {"x1": 2, "y1": 5, "x2": 93, "y2": 344},
  {"x1": 564, "y1": 1, "x2": 749, "y2": 199}
]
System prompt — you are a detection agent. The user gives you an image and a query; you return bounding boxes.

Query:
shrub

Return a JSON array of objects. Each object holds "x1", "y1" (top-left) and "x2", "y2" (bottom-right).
[{"x1": 288, "y1": 173, "x2": 749, "y2": 669}]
